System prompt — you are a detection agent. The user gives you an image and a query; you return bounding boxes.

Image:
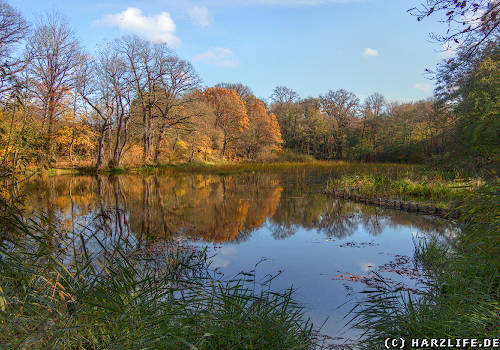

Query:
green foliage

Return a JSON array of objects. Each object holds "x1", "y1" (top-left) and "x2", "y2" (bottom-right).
[
  {"x1": 270, "y1": 149, "x2": 316, "y2": 163},
  {"x1": 453, "y1": 48, "x2": 500, "y2": 169},
  {"x1": 0, "y1": 107, "x2": 44, "y2": 175},
  {"x1": 325, "y1": 167, "x2": 476, "y2": 206}
]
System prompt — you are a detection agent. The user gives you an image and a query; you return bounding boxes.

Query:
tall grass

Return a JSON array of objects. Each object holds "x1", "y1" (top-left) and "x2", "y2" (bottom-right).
[
  {"x1": 48, "y1": 159, "x2": 422, "y2": 177},
  {"x1": 0, "y1": 211, "x2": 322, "y2": 349},
  {"x1": 325, "y1": 168, "x2": 480, "y2": 206},
  {"x1": 348, "y1": 182, "x2": 500, "y2": 347}
]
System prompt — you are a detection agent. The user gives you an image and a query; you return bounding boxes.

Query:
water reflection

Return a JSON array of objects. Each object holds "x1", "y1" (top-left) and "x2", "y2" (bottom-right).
[
  {"x1": 21, "y1": 171, "x2": 458, "y2": 342},
  {"x1": 23, "y1": 173, "x2": 456, "y2": 243}
]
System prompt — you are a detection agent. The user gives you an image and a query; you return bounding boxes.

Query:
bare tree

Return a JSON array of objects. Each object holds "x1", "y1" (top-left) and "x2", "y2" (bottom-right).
[
  {"x1": 269, "y1": 86, "x2": 300, "y2": 147},
  {"x1": 106, "y1": 52, "x2": 131, "y2": 168},
  {"x1": 319, "y1": 89, "x2": 359, "y2": 158},
  {"x1": 114, "y1": 36, "x2": 157, "y2": 163},
  {"x1": 216, "y1": 82, "x2": 254, "y2": 102},
  {"x1": 0, "y1": 0, "x2": 29, "y2": 97},
  {"x1": 409, "y1": 0, "x2": 500, "y2": 60},
  {"x1": 26, "y1": 12, "x2": 82, "y2": 161},
  {"x1": 150, "y1": 50, "x2": 201, "y2": 162},
  {"x1": 114, "y1": 36, "x2": 201, "y2": 164},
  {"x1": 363, "y1": 92, "x2": 386, "y2": 118},
  {"x1": 76, "y1": 53, "x2": 115, "y2": 169},
  {"x1": 270, "y1": 86, "x2": 299, "y2": 105}
]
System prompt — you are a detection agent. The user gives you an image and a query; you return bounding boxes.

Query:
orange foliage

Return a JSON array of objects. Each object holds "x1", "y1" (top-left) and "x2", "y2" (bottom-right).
[
  {"x1": 202, "y1": 87, "x2": 249, "y2": 157},
  {"x1": 241, "y1": 98, "x2": 283, "y2": 158},
  {"x1": 268, "y1": 112, "x2": 283, "y2": 151},
  {"x1": 203, "y1": 87, "x2": 249, "y2": 130}
]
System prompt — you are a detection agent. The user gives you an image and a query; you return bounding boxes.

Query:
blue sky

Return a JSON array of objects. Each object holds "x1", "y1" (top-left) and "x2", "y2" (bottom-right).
[{"x1": 10, "y1": 0, "x2": 449, "y2": 102}]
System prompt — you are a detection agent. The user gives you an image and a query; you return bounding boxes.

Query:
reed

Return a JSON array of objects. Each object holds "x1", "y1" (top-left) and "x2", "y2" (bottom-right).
[
  {"x1": 348, "y1": 182, "x2": 500, "y2": 347},
  {"x1": 324, "y1": 168, "x2": 480, "y2": 207},
  {"x1": 0, "y1": 211, "x2": 323, "y2": 349}
]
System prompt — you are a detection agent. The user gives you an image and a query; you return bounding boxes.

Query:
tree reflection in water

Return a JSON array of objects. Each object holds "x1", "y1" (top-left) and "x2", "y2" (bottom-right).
[{"x1": 23, "y1": 171, "x2": 456, "y2": 245}]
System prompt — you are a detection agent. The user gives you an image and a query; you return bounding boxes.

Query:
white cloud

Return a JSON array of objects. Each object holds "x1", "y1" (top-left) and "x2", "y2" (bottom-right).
[
  {"x1": 219, "y1": 246, "x2": 237, "y2": 255},
  {"x1": 413, "y1": 82, "x2": 432, "y2": 93},
  {"x1": 211, "y1": 256, "x2": 230, "y2": 268},
  {"x1": 180, "y1": 0, "x2": 359, "y2": 6},
  {"x1": 194, "y1": 47, "x2": 232, "y2": 60},
  {"x1": 188, "y1": 6, "x2": 212, "y2": 27},
  {"x1": 362, "y1": 48, "x2": 379, "y2": 57},
  {"x1": 193, "y1": 48, "x2": 240, "y2": 68},
  {"x1": 97, "y1": 7, "x2": 179, "y2": 45},
  {"x1": 235, "y1": 0, "x2": 358, "y2": 4}
]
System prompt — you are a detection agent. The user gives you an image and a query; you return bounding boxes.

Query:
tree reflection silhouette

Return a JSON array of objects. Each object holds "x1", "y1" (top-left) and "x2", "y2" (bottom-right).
[{"x1": 23, "y1": 172, "x2": 456, "y2": 244}]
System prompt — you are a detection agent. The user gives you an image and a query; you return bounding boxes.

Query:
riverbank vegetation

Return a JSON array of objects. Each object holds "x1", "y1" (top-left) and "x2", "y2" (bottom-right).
[
  {"x1": 325, "y1": 170, "x2": 481, "y2": 208},
  {"x1": 349, "y1": 183, "x2": 499, "y2": 347}
]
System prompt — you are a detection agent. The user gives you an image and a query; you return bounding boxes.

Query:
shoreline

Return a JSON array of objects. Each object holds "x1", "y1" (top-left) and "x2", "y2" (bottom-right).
[{"x1": 45, "y1": 161, "x2": 421, "y2": 176}]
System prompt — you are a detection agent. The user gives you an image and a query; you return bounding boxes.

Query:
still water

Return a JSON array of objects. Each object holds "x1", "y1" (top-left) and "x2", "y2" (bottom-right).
[{"x1": 23, "y1": 169, "x2": 457, "y2": 341}]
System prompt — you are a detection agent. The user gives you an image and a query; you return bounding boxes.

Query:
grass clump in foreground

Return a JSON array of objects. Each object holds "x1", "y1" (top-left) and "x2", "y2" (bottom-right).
[
  {"x1": 349, "y1": 182, "x2": 500, "y2": 347},
  {"x1": 0, "y1": 212, "x2": 322, "y2": 349}
]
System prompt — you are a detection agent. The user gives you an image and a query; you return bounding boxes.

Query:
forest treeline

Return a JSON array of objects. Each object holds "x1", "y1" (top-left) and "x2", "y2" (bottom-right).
[{"x1": 0, "y1": 0, "x2": 498, "y2": 174}]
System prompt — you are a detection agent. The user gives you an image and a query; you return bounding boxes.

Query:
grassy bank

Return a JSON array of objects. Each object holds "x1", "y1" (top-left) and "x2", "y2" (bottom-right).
[
  {"x1": 321, "y1": 167, "x2": 499, "y2": 345},
  {"x1": 47, "y1": 160, "x2": 423, "y2": 177},
  {"x1": 47, "y1": 161, "x2": 336, "y2": 176},
  {"x1": 0, "y1": 212, "x2": 324, "y2": 349},
  {"x1": 348, "y1": 181, "x2": 499, "y2": 347},
  {"x1": 325, "y1": 169, "x2": 482, "y2": 208}
]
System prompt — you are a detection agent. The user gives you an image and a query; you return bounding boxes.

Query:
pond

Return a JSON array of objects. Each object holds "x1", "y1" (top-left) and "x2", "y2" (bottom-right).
[{"x1": 22, "y1": 168, "x2": 458, "y2": 342}]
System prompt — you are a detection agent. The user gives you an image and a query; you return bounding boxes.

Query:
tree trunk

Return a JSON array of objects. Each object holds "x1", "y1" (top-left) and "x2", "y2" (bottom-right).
[
  {"x1": 96, "y1": 126, "x2": 106, "y2": 169},
  {"x1": 46, "y1": 99, "x2": 56, "y2": 163},
  {"x1": 68, "y1": 128, "x2": 75, "y2": 162},
  {"x1": 111, "y1": 103, "x2": 124, "y2": 168},
  {"x1": 222, "y1": 130, "x2": 228, "y2": 157}
]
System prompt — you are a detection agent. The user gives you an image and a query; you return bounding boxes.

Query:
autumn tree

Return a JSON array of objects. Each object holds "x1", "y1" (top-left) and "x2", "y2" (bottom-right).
[
  {"x1": 0, "y1": 101, "x2": 43, "y2": 173},
  {"x1": 299, "y1": 98, "x2": 326, "y2": 155},
  {"x1": 239, "y1": 97, "x2": 283, "y2": 159},
  {"x1": 53, "y1": 90, "x2": 94, "y2": 162},
  {"x1": 319, "y1": 89, "x2": 360, "y2": 158},
  {"x1": 180, "y1": 93, "x2": 218, "y2": 162},
  {"x1": 358, "y1": 93, "x2": 387, "y2": 158},
  {"x1": 26, "y1": 12, "x2": 82, "y2": 162},
  {"x1": 115, "y1": 36, "x2": 201, "y2": 164},
  {"x1": 0, "y1": 1, "x2": 32, "y2": 174},
  {"x1": 412, "y1": 0, "x2": 499, "y2": 169},
  {"x1": 202, "y1": 87, "x2": 249, "y2": 158},
  {"x1": 270, "y1": 86, "x2": 301, "y2": 149},
  {"x1": 451, "y1": 46, "x2": 499, "y2": 168},
  {"x1": 216, "y1": 82, "x2": 254, "y2": 102}
]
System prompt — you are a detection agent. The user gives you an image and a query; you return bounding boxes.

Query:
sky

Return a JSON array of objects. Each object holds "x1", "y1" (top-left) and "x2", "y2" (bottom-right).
[{"x1": 9, "y1": 0, "x2": 450, "y2": 103}]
